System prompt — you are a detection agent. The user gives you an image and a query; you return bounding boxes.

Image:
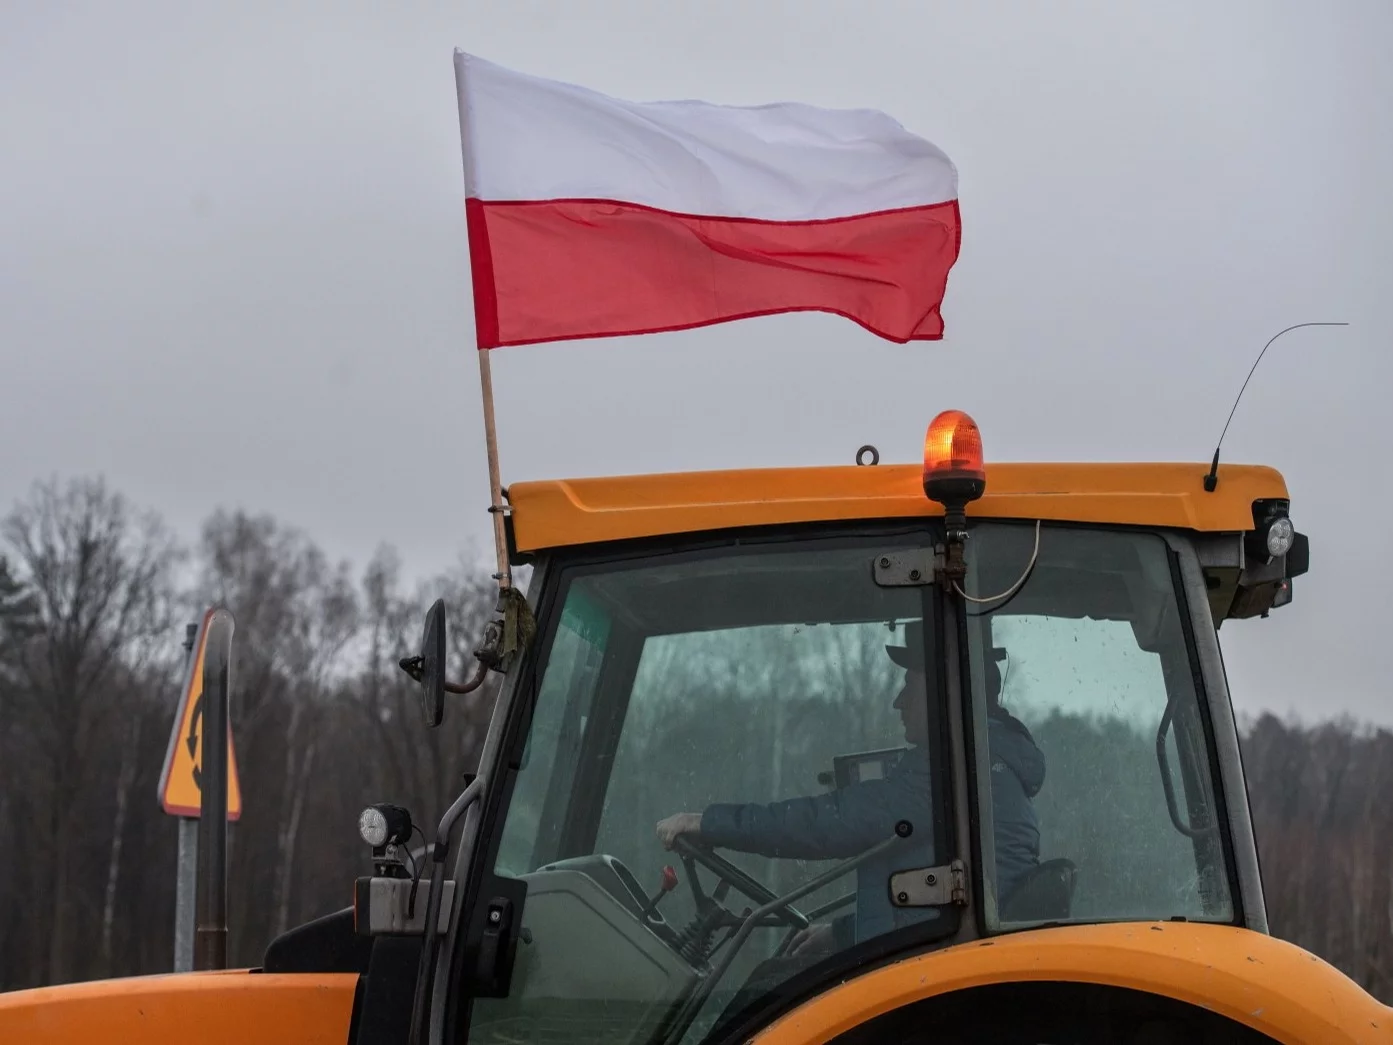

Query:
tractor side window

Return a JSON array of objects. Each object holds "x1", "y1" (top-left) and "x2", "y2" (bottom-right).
[
  {"x1": 494, "y1": 586, "x2": 612, "y2": 877},
  {"x1": 965, "y1": 523, "x2": 1233, "y2": 929}
]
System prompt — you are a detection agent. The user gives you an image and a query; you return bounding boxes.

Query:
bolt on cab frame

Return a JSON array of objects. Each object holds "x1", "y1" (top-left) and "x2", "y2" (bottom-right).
[{"x1": 2, "y1": 412, "x2": 1389, "y2": 1045}]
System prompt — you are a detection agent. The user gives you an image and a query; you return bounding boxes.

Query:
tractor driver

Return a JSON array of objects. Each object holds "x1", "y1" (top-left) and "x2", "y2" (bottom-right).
[{"x1": 656, "y1": 620, "x2": 1046, "y2": 958}]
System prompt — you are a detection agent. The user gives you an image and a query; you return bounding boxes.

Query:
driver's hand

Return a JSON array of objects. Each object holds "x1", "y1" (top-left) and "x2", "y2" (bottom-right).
[
  {"x1": 788, "y1": 922, "x2": 836, "y2": 958},
  {"x1": 656, "y1": 812, "x2": 702, "y2": 849}
]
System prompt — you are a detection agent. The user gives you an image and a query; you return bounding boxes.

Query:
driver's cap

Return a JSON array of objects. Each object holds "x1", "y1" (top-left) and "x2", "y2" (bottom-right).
[{"x1": 886, "y1": 620, "x2": 1007, "y2": 670}]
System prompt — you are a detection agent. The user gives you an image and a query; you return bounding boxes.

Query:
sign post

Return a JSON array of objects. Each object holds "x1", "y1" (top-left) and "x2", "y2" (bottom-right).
[
  {"x1": 194, "y1": 609, "x2": 235, "y2": 970},
  {"x1": 174, "y1": 817, "x2": 197, "y2": 971},
  {"x1": 158, "y1": 608, "x2": 242, "y2": 971},
  {"x1": 172, "y1": 622, "x2": 197, "y2": 972}
]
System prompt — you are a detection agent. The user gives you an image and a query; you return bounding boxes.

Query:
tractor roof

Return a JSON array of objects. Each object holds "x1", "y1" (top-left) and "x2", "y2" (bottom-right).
[{"x1": 506, "y1": 462, "x2": 1288, "y2": 554}]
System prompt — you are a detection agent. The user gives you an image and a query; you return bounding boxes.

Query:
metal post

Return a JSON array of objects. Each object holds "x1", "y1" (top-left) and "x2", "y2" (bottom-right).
[
  {"x1": 194, "y1": 609, "x2": 234, "y2": 971},
  {"x1": 173, "y1": 622, "x2": 198, "y2": 972},
  {"x1": 174, "y1": 819, "x2": 198, "y2": 971}
]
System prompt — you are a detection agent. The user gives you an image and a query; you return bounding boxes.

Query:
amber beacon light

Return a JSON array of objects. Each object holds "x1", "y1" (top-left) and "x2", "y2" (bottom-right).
[{"x1": 923, "y1": 410, "x2": 987, "y2": 525}]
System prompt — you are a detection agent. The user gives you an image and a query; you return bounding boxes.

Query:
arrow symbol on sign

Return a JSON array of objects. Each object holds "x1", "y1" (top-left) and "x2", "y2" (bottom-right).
[
  {"x1": 186, "y1": 693, "x2": 202, "y2": 758},
  {"x1": 187, "y1": 694, "x2": 203, "y2": 792}
]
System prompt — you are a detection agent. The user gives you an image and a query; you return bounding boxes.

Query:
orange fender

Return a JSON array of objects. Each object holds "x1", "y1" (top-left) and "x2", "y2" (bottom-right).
[{"x1": 755, "y1": 922, "x2": 1391, "y2": 1045}]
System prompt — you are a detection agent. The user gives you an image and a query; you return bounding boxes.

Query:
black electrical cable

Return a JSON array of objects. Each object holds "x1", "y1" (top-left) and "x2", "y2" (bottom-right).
[{"x1": 406, "y1": 824, "x2": 427, "y2": 919}]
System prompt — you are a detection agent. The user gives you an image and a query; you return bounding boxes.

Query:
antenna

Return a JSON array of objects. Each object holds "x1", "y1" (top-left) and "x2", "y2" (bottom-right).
[{"x1": 1202, "y1": 321, "x2": 1349, "y2": 492}]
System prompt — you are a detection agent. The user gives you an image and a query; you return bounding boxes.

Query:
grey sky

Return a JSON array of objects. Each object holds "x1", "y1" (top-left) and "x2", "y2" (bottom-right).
[{"x1": 3, "y1": 1, "x2": 1389, "y2": 724}]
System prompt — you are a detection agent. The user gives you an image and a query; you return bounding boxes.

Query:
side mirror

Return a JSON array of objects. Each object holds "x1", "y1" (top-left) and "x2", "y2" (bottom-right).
[
  {"x1": 420, "y1": 598, "x2": 448, "y2": 727},
  {"x1": 400, "y1": 596, "x2": 500, "y2": 725}
]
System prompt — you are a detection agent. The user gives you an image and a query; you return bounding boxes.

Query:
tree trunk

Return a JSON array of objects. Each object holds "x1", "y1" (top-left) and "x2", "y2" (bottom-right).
[
  {"x1": 274, "y1": 737, "x2": 316, "y2": 936},
  {"x1": 47, "y1": 827, "x2": 69, "y2": 985},
  {"x1": 101, "y1": 715, "x2": 141, "y2": 970}
]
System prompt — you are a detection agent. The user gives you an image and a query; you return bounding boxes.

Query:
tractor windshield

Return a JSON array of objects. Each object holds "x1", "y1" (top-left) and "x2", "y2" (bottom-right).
[
  {"x1": 465, "y1": 531, "x2": 956, "y2": 1045},
  {"x1": 963, "y1": 522, "x2": 1235, "y2": 929}
]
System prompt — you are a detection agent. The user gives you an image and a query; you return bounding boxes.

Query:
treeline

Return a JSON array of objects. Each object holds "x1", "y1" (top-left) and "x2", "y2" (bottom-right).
[
  {"x1": 0, "y1": 476, "x2": 1389, "y2": 1005},
  {"x1": 0, "y1": 476, "x2": 500, "y2": 988},
  {"x1": 1243, "y1": 713, "x2": 1393, "y2": 997}
]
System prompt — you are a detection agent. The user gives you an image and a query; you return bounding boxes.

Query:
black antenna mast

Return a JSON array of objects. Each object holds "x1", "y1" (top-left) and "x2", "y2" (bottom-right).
[{"x1": 1203, "y1": 321, "x2": 1349, "y2": 492}]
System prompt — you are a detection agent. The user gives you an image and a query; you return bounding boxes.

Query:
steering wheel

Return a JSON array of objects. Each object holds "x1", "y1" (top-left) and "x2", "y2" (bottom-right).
[{"x1": 671, "y1": 836, "x2": 810, "y2": 932}]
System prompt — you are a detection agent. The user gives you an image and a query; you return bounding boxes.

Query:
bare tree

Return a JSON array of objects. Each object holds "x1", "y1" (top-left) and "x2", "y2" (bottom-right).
[
  {"x1": 0, "y1": 555, "x2": 40, "y2": 979},
  {"x1": 2, "y1": 477, "x2": 180, "y2": 983},
  {"x1": 1245, "y1": 712, "x2": 1393, "y2": 1000},
  {"x1": 191, "y1": 507, "x2": 360, "y2": 955},
  {"x1": 100, "y1": 710, "x2": 143, "y2": 966}
]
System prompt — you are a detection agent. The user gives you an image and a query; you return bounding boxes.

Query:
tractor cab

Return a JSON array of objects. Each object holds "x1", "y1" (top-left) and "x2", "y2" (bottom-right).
[{"x1": 361, "y1": 410, "x2": 1323, "y2": 1045}]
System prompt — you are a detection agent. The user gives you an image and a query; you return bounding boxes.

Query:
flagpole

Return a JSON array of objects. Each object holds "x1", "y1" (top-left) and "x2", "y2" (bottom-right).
[
  {"x1": 477, "y1": 347, "x2": 511, "y2": 591},
  {"x1": 456, "y1": 51, "x2": 511, "y2": 593}
]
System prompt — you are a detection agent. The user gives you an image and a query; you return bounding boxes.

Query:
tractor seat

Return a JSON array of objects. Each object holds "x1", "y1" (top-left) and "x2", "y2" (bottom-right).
[{"x1": 999, "y1": 858, "x2": 1078, "y2": 923}]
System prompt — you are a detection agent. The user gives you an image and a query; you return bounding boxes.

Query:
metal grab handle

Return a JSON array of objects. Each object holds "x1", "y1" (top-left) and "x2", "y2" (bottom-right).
[
  {"x1": 408, "y1": 777, "x2": 485, "y2": 1045},
  {"x1": 1155, "y1": 702, "x2": 1217, "y2": 841},
  {"x1": 773, "y1": 890, "x2": 855, "y2": 958}
]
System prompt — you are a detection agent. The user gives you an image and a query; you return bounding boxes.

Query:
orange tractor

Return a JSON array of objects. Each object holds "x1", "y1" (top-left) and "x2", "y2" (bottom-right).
[{"x1": 2, "y1": 411, "x2": 1388, "y2": 1044}]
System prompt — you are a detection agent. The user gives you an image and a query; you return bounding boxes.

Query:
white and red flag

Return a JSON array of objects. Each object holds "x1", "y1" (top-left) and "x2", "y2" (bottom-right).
[{"x1": 453, "y1": 51, "x2": 961, "y2": 349}]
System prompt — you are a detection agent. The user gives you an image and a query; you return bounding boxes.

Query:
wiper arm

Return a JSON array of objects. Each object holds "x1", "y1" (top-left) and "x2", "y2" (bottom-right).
[{"x1": 659, "y1": 831, "x2": 907, "y2": 1045}]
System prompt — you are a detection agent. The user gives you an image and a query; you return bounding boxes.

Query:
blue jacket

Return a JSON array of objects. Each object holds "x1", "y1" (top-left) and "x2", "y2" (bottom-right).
[{"x1": 699, "y1": 713, "x2": 1046, "y2": 944}]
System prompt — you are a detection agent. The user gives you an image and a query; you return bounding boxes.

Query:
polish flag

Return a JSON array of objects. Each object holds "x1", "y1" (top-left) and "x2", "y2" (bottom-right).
[{"x1": 453, "y1": 51, "x2": 961, "y2": 349}]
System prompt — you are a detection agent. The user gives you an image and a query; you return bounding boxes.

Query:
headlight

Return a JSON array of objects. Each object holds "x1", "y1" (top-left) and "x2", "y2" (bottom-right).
[
  {"x1": 358, "y1": 807, "x2": 389, "y2": 847},
  {"x1": 1248, "y1": 499, "x2": 1296, "y2": 565},
  {"x1": 1265, "y1": 516, "x2": 1295, "y2": 558},
  {"x1": 358, "y1": 803, "x2": 412, "y2": 848}
]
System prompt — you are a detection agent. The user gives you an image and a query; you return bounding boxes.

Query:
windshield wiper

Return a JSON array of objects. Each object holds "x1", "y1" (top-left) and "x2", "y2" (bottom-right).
[{"x1": 658, "y1": 832, "x2": 908, "y2": 1045}]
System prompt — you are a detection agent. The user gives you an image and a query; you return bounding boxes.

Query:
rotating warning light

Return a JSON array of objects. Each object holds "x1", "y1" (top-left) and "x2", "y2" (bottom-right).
[{"x1": 923, "y1": 410, "x2": 986, "y2": 508}]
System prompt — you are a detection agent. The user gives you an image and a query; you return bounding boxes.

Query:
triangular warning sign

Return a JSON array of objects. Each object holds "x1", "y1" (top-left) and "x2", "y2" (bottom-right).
[{"x1": 158, "y1": 608, "x2": 242, "y2": 820}]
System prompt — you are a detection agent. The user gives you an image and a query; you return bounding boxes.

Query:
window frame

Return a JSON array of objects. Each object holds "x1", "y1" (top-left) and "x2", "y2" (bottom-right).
[
  {"x1": 956, "y1": 520, "x2": 1247, "y2": 935},
  {"x1": 1164, "y1": 530, "x2": 1247, "y2": 927}
]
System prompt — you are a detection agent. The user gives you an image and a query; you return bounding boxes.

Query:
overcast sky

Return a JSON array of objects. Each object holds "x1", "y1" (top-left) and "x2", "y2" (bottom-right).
[{"x1": 3, "y1": 1, "x2": 1389, "y2": 725}]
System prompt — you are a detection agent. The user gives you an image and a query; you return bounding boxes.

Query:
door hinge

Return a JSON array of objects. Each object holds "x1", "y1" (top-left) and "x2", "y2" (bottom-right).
[
  {"x1": 872, "y1": 548, "x2": 943, "y2": 588},
  {"x1": 889, "y1": 859, "x2": 966, "y2": 907}
]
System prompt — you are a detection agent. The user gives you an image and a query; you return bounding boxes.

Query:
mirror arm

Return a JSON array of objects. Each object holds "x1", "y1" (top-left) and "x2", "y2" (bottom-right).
[
  {"x1": 444, "y1": 657, "x2": 489, "y2": 695},
  {"x1": 397, "y1": 639, "x2": 491, "y2": 693}
]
